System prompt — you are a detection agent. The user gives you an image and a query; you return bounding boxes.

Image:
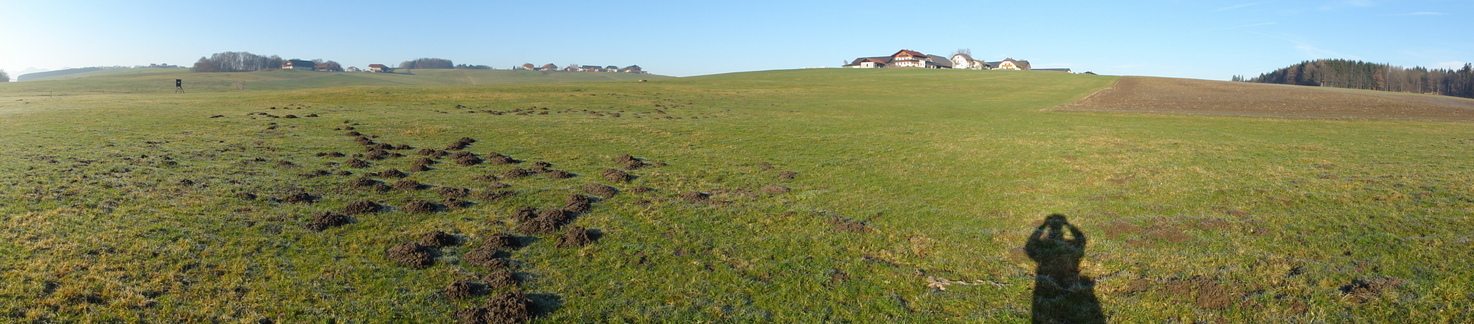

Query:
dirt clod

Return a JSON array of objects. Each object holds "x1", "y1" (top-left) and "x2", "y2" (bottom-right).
[
  {"x1": 457, "y1": 156, "x2": 484, "y2": 166},
  {"x1": 502, "y1": 168, "x2": 530, "y2": 178},
  {"x1": 517, "y1": 209, "x2": 572, "y2": 234},
  {"x1": 681, "y1": 191, "x2": 710, "y2": 203},
  {"x1": 443, "y1": 198, "x2": 473, "y2": 209},
  {"x1": 482, "y1": 233, "x2": 521, "y2": 249},
  {"x1": 456, "y1": 291, "x2": 533, "y2": 324},
  {"x1": 402, "y1": 200, "x2": 439, "y2": 213},
  {"x1": 483, "y1": 270, "x2": 518, "y2": 289},
  {"x1": 777, "y1": 171, "x2": 797, "y2": 180},
  {"x1": 556, "y1": 226, "x2": 599, "y2": 248},
  {"x1": 486, "y1": 153, "x2": 520, "y2": 165},
  {"x1": 348, "y1": 177, "x2": 379, "y2": 187},
  {"x1": 282, "y1": 192, "x2": 317, "y2": 204},
  {"x1": 387, "y1": 242, "x2": 435, "y2": 269},
  {"x1": 581, "y1": 183, "x2": 617, "y2": 197},
  {"x1": 444, "y1": 280, "x2": 485, "y2": 300},
  {"x1": 545, "y1": 170, "x2": 574, "y2": 179},
  {"x1": 602, "y1": 169, "x2": 631, "y2": 182},
  {"x1": 343, "y1": 200, "x2": 382, "y2": 214},
  {"x1": 829, "y1": 217, "x2": 872, "y2": 233},
  {"x1": 463, "y1": 246, "x2": 511, "y2": 270},
  {"x1": 510, "y1": 207, "x2": 538, "y2": 222},
  {"x1": 370, "y1": 169, "x2": 408, "y2": 178},
  {"x1": 345, "y1": 158, "x2": 371, "y2": 168},
  {"x1": 408, "y1": 164, "x2": 431, "y2": 172},
  {"x1": 419, "y1": 231, "x2": 460, "y2": 247},
  {"x1": 437, "y1": 187, "x2": 471, "y2": 198},
  {"x1": 304, "y1": 212, "x2": 351, "y2": 231}
]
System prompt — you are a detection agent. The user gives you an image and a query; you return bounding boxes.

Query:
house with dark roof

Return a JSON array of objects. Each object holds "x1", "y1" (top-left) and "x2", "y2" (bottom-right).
[
  {"x1": 990, "y1": 58, "x2": 1031, "y2": 70},
  {"x1": 844, "y1": 49, "x2": 953, "y2": 69},
  {"x1": 283, "y1": 59, "x2": 316, "y2": 70},
  {"x1": 368, "y1": 64, "x2": 391, "y2": 73}
]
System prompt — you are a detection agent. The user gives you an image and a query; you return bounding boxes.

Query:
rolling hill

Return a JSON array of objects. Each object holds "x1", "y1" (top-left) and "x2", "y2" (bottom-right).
[
  {"x1": 0, "y1": 68, "x2": 667, "y2": 95},
  {"x1": 0, "y1": 69, "x2": 1469, "y2": 322}
]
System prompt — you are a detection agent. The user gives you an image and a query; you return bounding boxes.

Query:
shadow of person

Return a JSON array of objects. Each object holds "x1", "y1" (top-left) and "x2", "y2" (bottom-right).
[{"x1": 1026, "y1": 214, "x2": 1105, "y2": 324}]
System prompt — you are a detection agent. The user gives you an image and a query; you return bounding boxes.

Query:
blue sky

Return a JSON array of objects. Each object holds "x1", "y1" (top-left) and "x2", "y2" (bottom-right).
[{"x1": 2, "y1": 0, "x2": 1470, "y2": 81}]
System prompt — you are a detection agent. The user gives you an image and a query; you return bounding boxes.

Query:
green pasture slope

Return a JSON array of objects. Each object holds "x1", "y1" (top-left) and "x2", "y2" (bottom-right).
[
  {"x1": 0, "y1": 68, "x2": 1470, "y2": 322},
  {"x1": 4, "y1": 68, "x2": 664, "y2": 94}
]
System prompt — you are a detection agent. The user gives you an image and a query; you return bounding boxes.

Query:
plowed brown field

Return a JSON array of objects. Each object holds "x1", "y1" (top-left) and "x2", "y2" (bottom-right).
[{"x1": 1057, "y1": 76, "x2": 1474, "y2": 122}]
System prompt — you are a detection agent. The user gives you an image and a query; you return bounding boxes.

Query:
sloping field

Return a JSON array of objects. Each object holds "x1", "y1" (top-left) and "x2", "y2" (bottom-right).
[
  {"x1": 0, "y1": 69, "x2": 1471, "y2": 322},
  {"x1": 0, "y1": 68, "x2": 666, "y2": 95},
  {"x1": 1058, "y1": 76, "x2": 1474, "y2": 122}
]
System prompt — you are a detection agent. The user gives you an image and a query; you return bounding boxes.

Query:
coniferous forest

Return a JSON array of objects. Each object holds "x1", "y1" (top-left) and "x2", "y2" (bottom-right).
[{"x1": 1239, "y1": 59, "x2": 1474, "y2": 99}]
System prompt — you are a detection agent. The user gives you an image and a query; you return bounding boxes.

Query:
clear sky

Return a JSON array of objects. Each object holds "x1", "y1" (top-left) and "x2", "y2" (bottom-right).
[{"x1": 2, "y1": 0, "x2": 1471, "y2": 81}]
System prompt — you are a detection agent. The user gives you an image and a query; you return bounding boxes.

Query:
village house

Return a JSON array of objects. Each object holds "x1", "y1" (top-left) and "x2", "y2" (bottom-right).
[
  {"x1": 950, "y1": 53, "x2": 991, "y2": 70},
  {"x1": 282, "y1": 59, "x2": 316, "y2": 70},
  {"x1": 368, "y1": 64, "x2": 391, "y2": 73},
  {"x1": 847, "y1": 49, "x2": 1070, "y2": 72},
  {"x1": 991, "y1": 58, "x2": 1031, "y2": 70},
  {"x1": 844, "y1": 50, "x2": 953, "y2": 69}
]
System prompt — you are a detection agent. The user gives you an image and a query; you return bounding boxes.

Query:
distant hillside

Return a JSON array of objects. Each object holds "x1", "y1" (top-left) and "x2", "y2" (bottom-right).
[
  {"x1": 1245, "y1": 59, "x2": 1474, "y2": 99},
  {"x1": 0, "y1": 68, "x2": 670, "y2": 94},
  {"x1": 18, "y1": 67, "x2": 110, "y2": 81}
]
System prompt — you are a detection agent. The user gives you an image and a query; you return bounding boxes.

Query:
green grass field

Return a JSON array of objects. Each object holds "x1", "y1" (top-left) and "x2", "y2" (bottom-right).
[{"x1": 0, "y1": 68, "x2": 1470, "y2": 322}]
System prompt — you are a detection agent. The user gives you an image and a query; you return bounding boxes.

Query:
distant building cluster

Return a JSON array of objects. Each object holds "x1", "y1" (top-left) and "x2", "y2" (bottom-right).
[
  {"x1": 845, "y1": 49, "x2": 1071, "y2": 73},
  {"x1": 515, "y1": 63, "x2": 648, "y2": 74}
]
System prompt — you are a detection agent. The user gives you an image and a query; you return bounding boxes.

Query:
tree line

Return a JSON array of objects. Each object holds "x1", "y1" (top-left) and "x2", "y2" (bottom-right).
[
  {"x1": 1243, "y1": 59, "x2": 1474, "y2": 99},
  {"x1": 400, "y1": 58, "x2": 454, "y2": 69},
  {"x1": 191, "y1": 52, "x2": 342, "y2": 72},
  {"x1": 0, "y1": 69, "x2": 9, "y2": 82}
]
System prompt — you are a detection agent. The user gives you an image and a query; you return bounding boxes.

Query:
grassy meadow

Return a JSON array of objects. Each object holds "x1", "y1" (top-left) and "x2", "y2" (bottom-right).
[{"x1": 0, "y1": 68, "x2": 1470, "y2": 322}]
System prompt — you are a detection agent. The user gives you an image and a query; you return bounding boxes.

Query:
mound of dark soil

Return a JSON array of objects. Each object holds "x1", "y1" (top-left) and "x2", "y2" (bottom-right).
[
  {"x1": 457, "y1": 156, "x2": 484, "y2": 166},
  {"x1": 355, "y1": 136, "x2": 375, "y2": 145},
  {"x1": 463, "y1": 246, "x2": 511, "y2": 270},
  {"x1": 394, "y1": 144, "x2": 413, "y2": 150},
  {"x1": 829, "y1": 217, "x2": 871, "y2": 233},
  {"x1": 483, "y1": 270, "x2": 518, "y2": 289},
  {"x1": 563, "y1": 200, "x2": 592, "y2": 214},
  {"x1": 621, "y1": 160, "x2": 645, "y2": 170},
  {"x1": 566, "y1": 194, "x2": 592, "y2": 204},
  {"x1": 444, "y1": 280, "x2": 485, "y2": 300},
  {"x1": 304, "y1": 212, "x2": 351, "y2": 231},
  {"x1": 413, "y1": 157, "x2": 437, "y2": 166},
  {"x1": 446, "y1": 142, "x2": 470, "y2": 151},
  {"x1": 545, "y1": 170, "x2": 573, "y2": 179},
  {"x1": 1340, "y1": 277, "x2": 1408, "y2": 302},
  {"x1": 281, "y1": 192, "x2": 317, "y2": 204},
  {"x1": 325, "y1": 152, "x2": 347, "y2": 157},
  {"x1": 449, "y1": 151, "x2": 475, "y2": 159},
  {"x1": 757, "y1": 162, "x2": 774, "y2": 170},
  {"x1": 371, "y1": 143, "x2": 395, "y2": 150},
  {"x1": 760, "y1": 185, "x2": 791, "y2": 194},
  {"x1": 408, "y1": 164, "x2": 432, "y2": 172},
  {"x1": 581, "y1": 183, "x2": 617, "y2": 197},
  {"x1": 402, "y1": 199, "x2": 439, "y2": 213},
  {"x1": 336, "y1": 170, "x2": 353, "y2": 176},
  {"x1": 556, "y1": 226, "x2": 599, "y2": 248},
  {"x1": 347, "y1": 177, "x2": 379, "y2": 187},
  {"x1": 417, "y1": 148, "x2": 441, "y2": 156},
  {"x1": 419, "y1": 230, "x2": 460, "y2": 247},
  {"x1": 510, "y1": 207, "x2": 538, "y2": 222},
  {"x1": 370, "y1": 169, "x2": 408, "y2": 178},
  {"x1": 437, "y1": 187, "x2": 471, "y2": 198},
  {"x1": 478, "y1": 190, "x2": 517, "y2": 201},
  {"x1": 343, "y1": 200, "x2": 383, "y2": 214},
  {"x1": 345, "y1": 131, "x2": 361, "y2": 136},
  {"x1": 392, "y1": 179, "x2": 426, "y2": 191},
  {"x1": 443, "y1": 198, "x2": 473, "y2": 209},
  {"x1": 486, "y1": 153, "x2": 519, "y2": 165},
  {"x1": 601, "y1": 169, "x2": 631, "y2": 182},
  {"x1": 502, "y1": 168, "x2": 531, "y2": 178},
  {"x1": 345, "y1": 158, "x2": 371, "y2": 168},
  {"x1": 681, "y1": 191, "x2": 710, "y2": 203},
  {"x1": 777, "y1": 171, "x2": 797, "y2": 180},
  {"x1": 455, "y1": 291, "x2": 532, "y2": 324},
  {"x1": 372, "y1": 183, "x2": 392, "y2": 192},
  {"x1": 365, "y1": 150, "x2": 391, "y2": 161},
  {"x1": 517, "y1": 210, "x2": 571, "y2": 234},
  {"x1": 472, "y1": 174, "x2": 501, "y2": 182},
  {"x1": 482, "y1": 233, "x2": 521, "y2": 250},
  {"x1": 531, "y1": 161, "x2": 552, "y2": 169},
  {"x1": 387, "y1": 242, "x2": 435, "y2": 269}
]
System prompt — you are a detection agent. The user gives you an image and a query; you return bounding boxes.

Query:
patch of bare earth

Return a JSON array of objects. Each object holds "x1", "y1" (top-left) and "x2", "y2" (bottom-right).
[{"x1": 1057, "y1": 76, "x2": 1474, "y2": 122}]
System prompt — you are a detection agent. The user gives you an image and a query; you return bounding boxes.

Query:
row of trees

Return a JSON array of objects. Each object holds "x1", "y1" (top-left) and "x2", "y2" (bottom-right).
[
  {"x1": 399, "y1": 58, "x2": 454, "y2": 69},
  {"x1": 191, "y1": 52, "x2": 342, "y2": 72},
  {"x1": 0, "y1": 69, "x2": 9, "y2": 82},
  {"x1": 1243, "y1": 59, "x2": 1474, "y2": 99}
]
